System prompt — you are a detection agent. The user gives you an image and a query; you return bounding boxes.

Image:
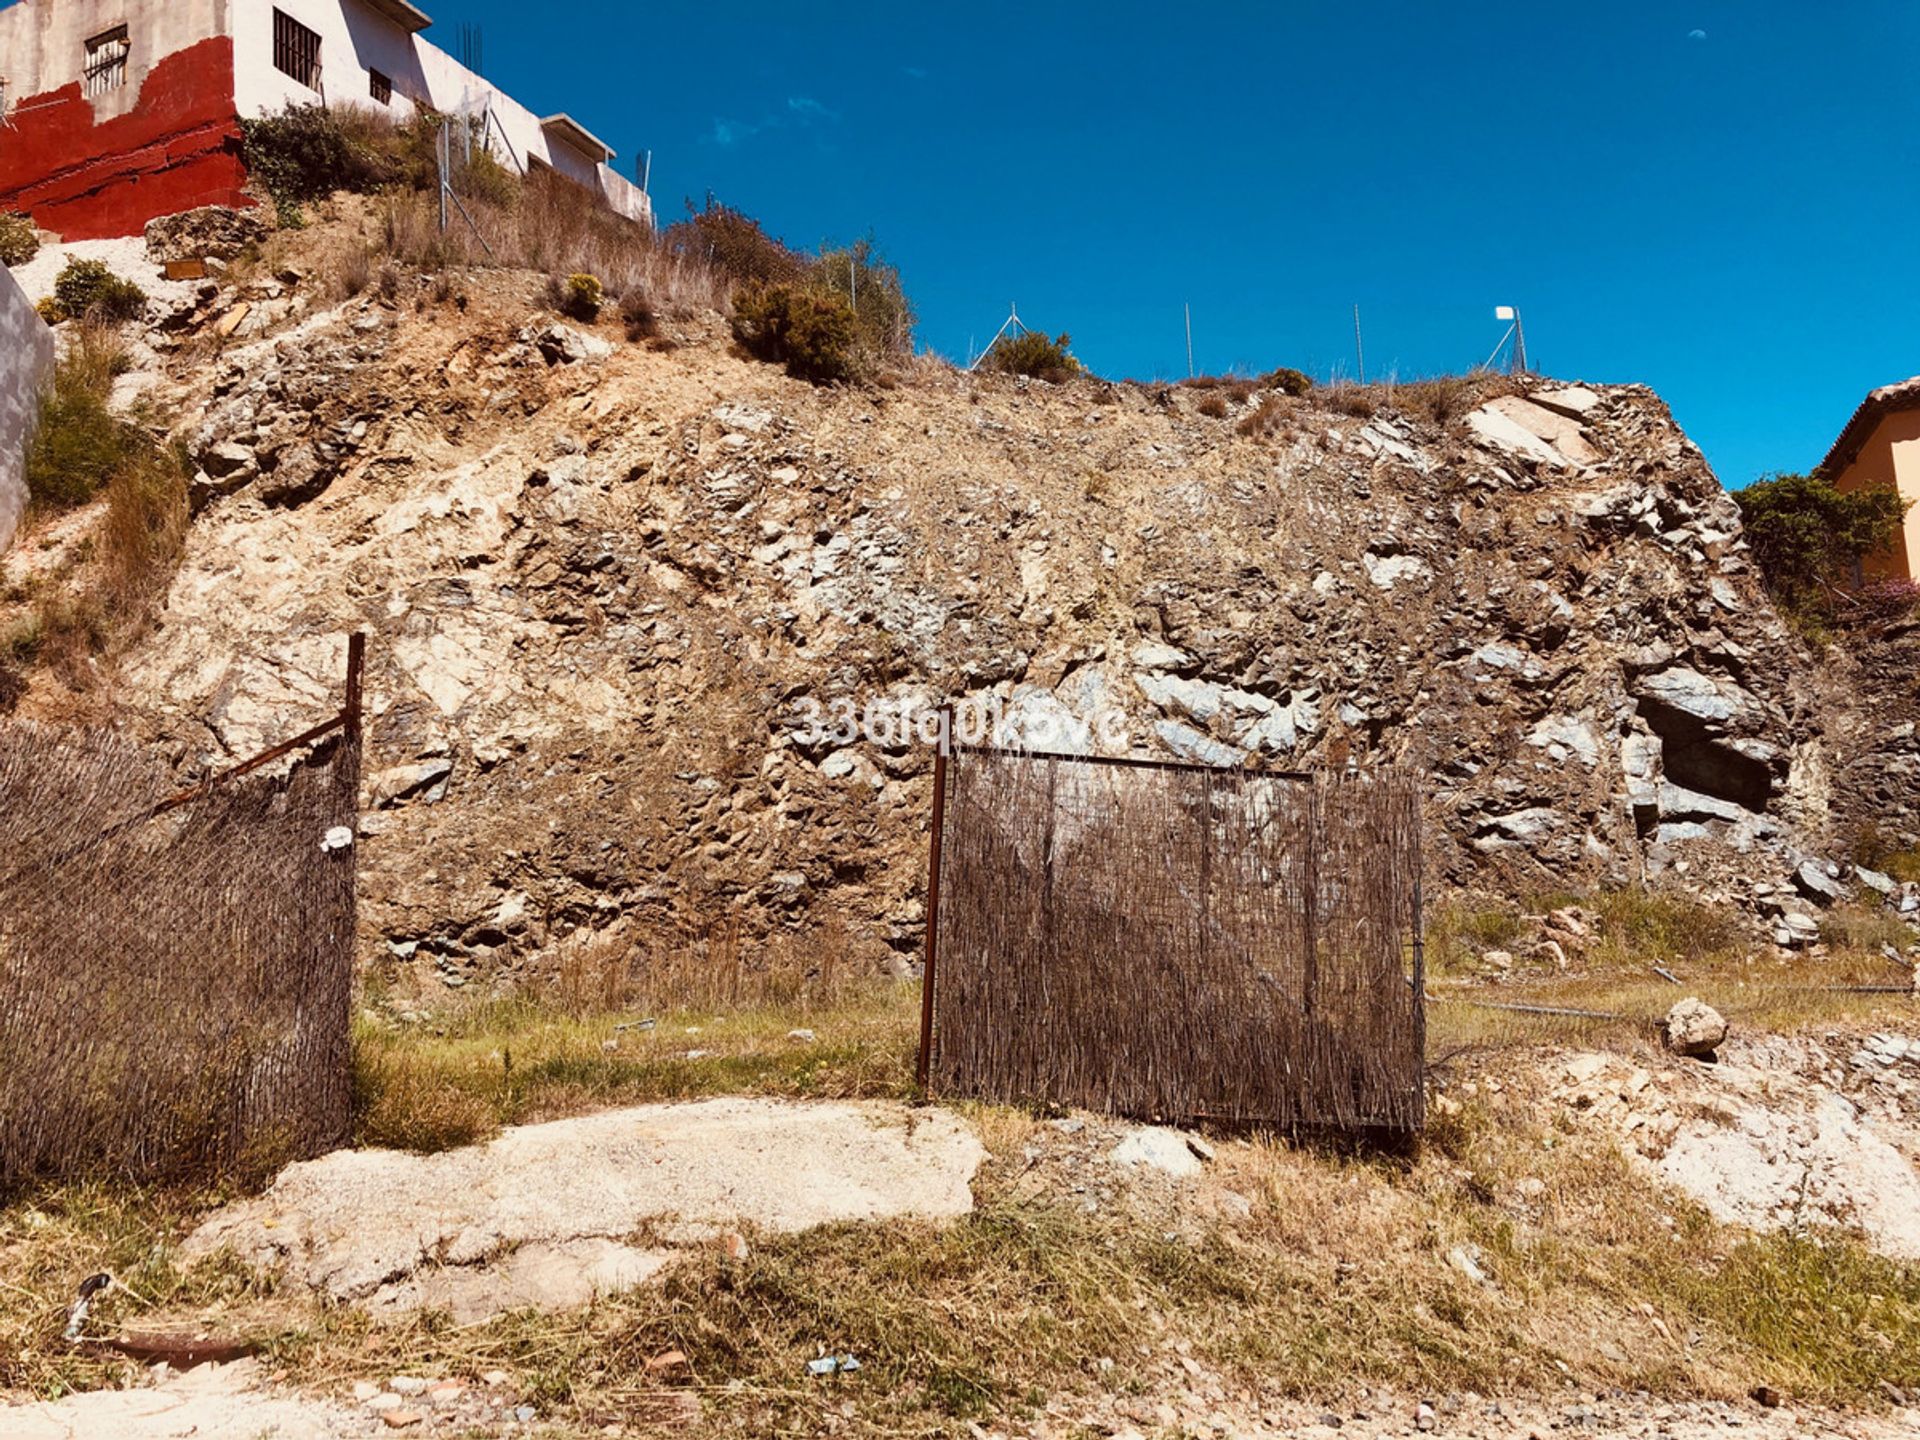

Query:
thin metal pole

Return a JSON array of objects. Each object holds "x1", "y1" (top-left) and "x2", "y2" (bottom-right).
[
  {"x1": 915, "y1": 716, "x2": 951, "y2": 1091},
  {"x1": 1184, "y1": 302, "x2": 1194, "y2": 379},
  {"x1": 1353, "y1": 303, "x2": 1366, "y2": 385},
  {"x1": 1513, "y1": 308, "x2": 1528, "y2": 374}
]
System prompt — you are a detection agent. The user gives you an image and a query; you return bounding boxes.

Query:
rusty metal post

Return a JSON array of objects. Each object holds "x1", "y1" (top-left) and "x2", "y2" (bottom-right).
[
  {"x1": 343, "y1": 631, "x2": 366, "y2": 737},
  {"x1": 1301, "y1": 782, "x2": 1319, "y2": 1018},
  {"x1": 915, "y1": 712, "x2": 951, "y2": 1092}
]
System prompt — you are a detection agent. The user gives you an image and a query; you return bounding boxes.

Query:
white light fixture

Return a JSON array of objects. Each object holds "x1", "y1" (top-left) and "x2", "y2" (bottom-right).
[{"x1": 1486, "y1": 306, "x2": 1528, "y2": 374}]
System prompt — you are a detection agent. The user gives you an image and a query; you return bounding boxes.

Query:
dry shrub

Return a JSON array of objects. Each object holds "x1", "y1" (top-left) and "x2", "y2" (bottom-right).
[
  {"x1": 1195, "y1": 393, "x2": 1229, "y2": 419},
  {"x1": 14, "y1": 323, "x2": 188, "y2": 687},
  {"x1": 1328, "y1": 384, "x2": 1378, "y2": 419},
  {"x1": 664, "y1": 196, "x2": 808, "y2": 288},
  {"x1": 620, "y1": 287, "x2": 659, "y2": 340},
  {"x1": 1388, "y1": 374, "x2": 1477, "y2": 425},
  {"x1": 0, "y1": 212, "x2": 39, "y2": 267},
  {"x1": 1236, "y1": 395, "x2": 1289, "y2": 438},
  {"x1": 1264, "y1": 365, "x2": 1313, "y2": 395}
]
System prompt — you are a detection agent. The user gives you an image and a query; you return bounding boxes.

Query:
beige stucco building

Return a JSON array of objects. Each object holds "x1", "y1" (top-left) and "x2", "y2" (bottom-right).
[{"x1": 1822, "y1": 376, "x2": 1920, "y2": 581}]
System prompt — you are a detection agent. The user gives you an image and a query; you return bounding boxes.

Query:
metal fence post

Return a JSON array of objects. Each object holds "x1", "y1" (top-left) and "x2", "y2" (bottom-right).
[{"x1": 915, "y1": 718, "x2": 950, "y2": 1091}]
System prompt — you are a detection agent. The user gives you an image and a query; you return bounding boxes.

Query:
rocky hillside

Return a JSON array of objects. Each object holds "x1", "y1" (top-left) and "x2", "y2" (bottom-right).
[{"x1": 4, "y1": 218, "x2": 1908, "y2": 992}]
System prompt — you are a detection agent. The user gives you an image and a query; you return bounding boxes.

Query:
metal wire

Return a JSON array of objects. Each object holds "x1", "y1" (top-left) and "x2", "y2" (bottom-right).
[{"x1": 0, "y1": 723, "x2": 360, "y2": 1186}]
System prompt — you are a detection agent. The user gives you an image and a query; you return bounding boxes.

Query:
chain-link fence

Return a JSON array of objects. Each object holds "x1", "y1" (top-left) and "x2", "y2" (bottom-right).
[
  {"x1": 922, "y1": 748, "x2": 1425, "y2": 1134},
  {"x1": 0, "y1": 712, "x2": 361, "y2": 1187}
]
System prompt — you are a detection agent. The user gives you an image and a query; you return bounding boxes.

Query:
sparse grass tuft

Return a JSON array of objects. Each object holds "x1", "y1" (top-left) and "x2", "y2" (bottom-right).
[{"x1": 1236, "y1": 394, "x2": 1289, "y2": 438}]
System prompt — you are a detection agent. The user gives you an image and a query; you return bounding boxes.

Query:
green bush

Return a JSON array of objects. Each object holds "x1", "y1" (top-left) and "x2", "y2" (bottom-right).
[
  {"x1": 1734, "y1": 470, "x2": 1910, "y2": 608},
  {"x1": 51, "y1": 259, "x2": 146, "y2": 323},
  {"x1": 559, "y1": 272, "x2": 603, "y2": 321},
  {"x1": 26, "y1": 334, "x2": 137, "y2": 508},
  {"x1": 239, "y1": 103, "x2": 422, "y2": 224},
  {"x1": 0, "y1": 213, "x2": 37, "y2": 268},
  {"x1": 979, "y1": 329, "x2": 1077, "y2": 383},
  {"x1": 1265, "y1": 366, "x2": 1312, "y2": 396},
  {"x1": 731, "y1": 281, "x2": 857, "y2": 383},
  {"x1": 813, "y1": 238, "x2": 915, "y2": 360},
  {"x1": 667, "y1": 197, "x2": 808, "y2": 287}
]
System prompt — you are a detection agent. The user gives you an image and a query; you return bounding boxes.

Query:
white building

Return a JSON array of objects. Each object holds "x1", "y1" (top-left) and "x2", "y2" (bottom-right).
[{"x1": 0, "y1": 0, "x2": 652, "y2": 239}]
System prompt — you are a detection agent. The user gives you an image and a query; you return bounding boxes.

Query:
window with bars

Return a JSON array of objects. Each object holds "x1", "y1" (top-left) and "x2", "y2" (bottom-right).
[
  {"x1": 272, "y1": 9, "x2": 322, "y2": 92},
  {"x1": 368, "y1": 68, "x2": 392, "y2": 105},
  {"x1": 84, "y1": 25, "x2": 130, "y2": 97}
]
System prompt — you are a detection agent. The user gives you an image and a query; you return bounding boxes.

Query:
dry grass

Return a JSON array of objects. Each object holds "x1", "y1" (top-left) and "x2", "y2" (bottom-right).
[
  {"x1": 372, "y1": 176, "x2": 729, "y2": 319},
  {"x1": 2, "y1": 883, "x2": 1916, "y2": 1427},
  {"x1": 352, "y1": 977, "x2": 917, "y2": 1152},
  {"x1": 1424, "y1": 888, "x2": 1914, "y2": 1053}
]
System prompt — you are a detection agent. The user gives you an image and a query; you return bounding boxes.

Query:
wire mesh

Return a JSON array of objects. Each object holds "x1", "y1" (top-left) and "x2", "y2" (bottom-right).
[
  {"x1": 0, "y1": 722, "x2": 360, "y2": 1186},
  {"x1": 927, "y1": 749, "x2": 1425, "y2": 1133}
]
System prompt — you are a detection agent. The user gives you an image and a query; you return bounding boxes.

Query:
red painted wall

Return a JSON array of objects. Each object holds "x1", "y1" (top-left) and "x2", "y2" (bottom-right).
[{"x1": 0, "y1": 36, "x2": 252, "y2": 241}]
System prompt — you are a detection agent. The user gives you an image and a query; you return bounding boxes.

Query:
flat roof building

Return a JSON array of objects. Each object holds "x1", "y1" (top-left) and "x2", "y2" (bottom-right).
[{"x1": 0, "y1": 0, "x2": 651, "y2": 240}]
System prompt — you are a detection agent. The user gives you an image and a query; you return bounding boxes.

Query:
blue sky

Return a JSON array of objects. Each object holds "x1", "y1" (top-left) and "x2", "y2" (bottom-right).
[
  {"x1": 434, "y1": 0, "x2": 1918, "y2": 489},
  {"x1": 44, "y1": 0, "x2": 1920, "y2": 486}
]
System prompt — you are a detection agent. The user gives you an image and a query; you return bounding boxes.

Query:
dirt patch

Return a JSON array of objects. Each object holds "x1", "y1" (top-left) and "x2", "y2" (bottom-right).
[
  {"x1": 182, "y1": 1097, "x2": 984, "y2": 1321},
  {"x1": 1540, "y1": 1030, "x2": 1920, "y2": 1256},
  {"x1": 3, "y1": 1358, "x2": 363, "y2": 1439}
]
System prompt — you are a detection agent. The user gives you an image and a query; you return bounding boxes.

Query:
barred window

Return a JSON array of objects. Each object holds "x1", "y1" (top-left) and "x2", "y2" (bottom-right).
[
  {"x1": 272, "y1": 9, "x2": 322, "y2": 92},
  {"x1": 84, "y1": 25, "x2": 130, "y2": 98},
  {"x1": 368, "y1": 68, "x2": 392, "y2": 105}
]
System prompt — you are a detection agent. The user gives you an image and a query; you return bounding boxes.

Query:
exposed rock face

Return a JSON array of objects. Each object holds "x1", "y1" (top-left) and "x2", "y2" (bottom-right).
[
  {"x1": 143, "y1": 204, "x2": 269, "y2": 263},
  {"x1": 182, "y1": 1098, "x2": 985, "y2": 1319},
  {"x1": 31, "y1": 272, "x2": 1883, "y2": 986}
]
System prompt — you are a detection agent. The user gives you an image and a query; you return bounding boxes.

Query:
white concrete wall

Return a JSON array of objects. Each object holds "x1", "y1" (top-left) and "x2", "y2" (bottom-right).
[
  {"x1": 229, "y1": 0, "x2": 651, "y2": 225},
  {"x1": 0, "y1": 262, "x2": 56, "y2": 553},
  {"x1": 0, "y1": 0, "x2": 228, "y2": 120}
]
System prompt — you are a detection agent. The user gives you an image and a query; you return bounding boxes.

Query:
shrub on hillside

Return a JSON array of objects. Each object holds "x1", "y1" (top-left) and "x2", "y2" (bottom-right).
[
  {"x1": 1264, "y1": 366, "x2": 1312, "y2": 396},
  {"x1": 51, "y1": 259, "x2": 145, "y2": 323},
  {"x1": 666, "y1": 198, "x2": 808, "y2": 287},
  {"x1": 1734, "y1": 470, "x2": 1910, "y2": 609},
  {"x1": 240, "y1": 103, "x2": 438, "y2": 223},
  {"x1": 979, "y1": 329, "x2": 1077, "y2": 383},
  {"x1": 0, "y1": 213, "x2": 37, "y2": 268},
  {"x1": 812, "y1": 238, "x2": 915, "y2": 361},
  {"x1": 26, "y1": 328, "x2": 138, "y2": 507},
  {"x1": 731, "y1": 281, "x2": 856, "y2": 383},
  {"x1": 558, "y1": 272, "x2": 604, "y2": 321},
  {"x1": 1196, "y1": 393, "x2": 1229, "y2": 418},
  {"x1": 620, "y1": 287, "x2": 659, "y2": 340}
]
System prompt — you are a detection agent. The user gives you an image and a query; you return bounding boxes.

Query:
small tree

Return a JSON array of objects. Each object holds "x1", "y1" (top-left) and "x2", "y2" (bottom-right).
[{"x1": 1733, "y1": 471, "x2": 1909, "y2": 607}]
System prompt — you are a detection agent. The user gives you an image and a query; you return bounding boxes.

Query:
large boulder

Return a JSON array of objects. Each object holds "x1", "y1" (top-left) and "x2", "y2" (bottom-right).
[
  {"x1": 1664, "y1": 997, "x2": 1729, "y2": 1058},
  {"x1": 144, "y1": 205, "x2": 269, "y2": 263}
]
